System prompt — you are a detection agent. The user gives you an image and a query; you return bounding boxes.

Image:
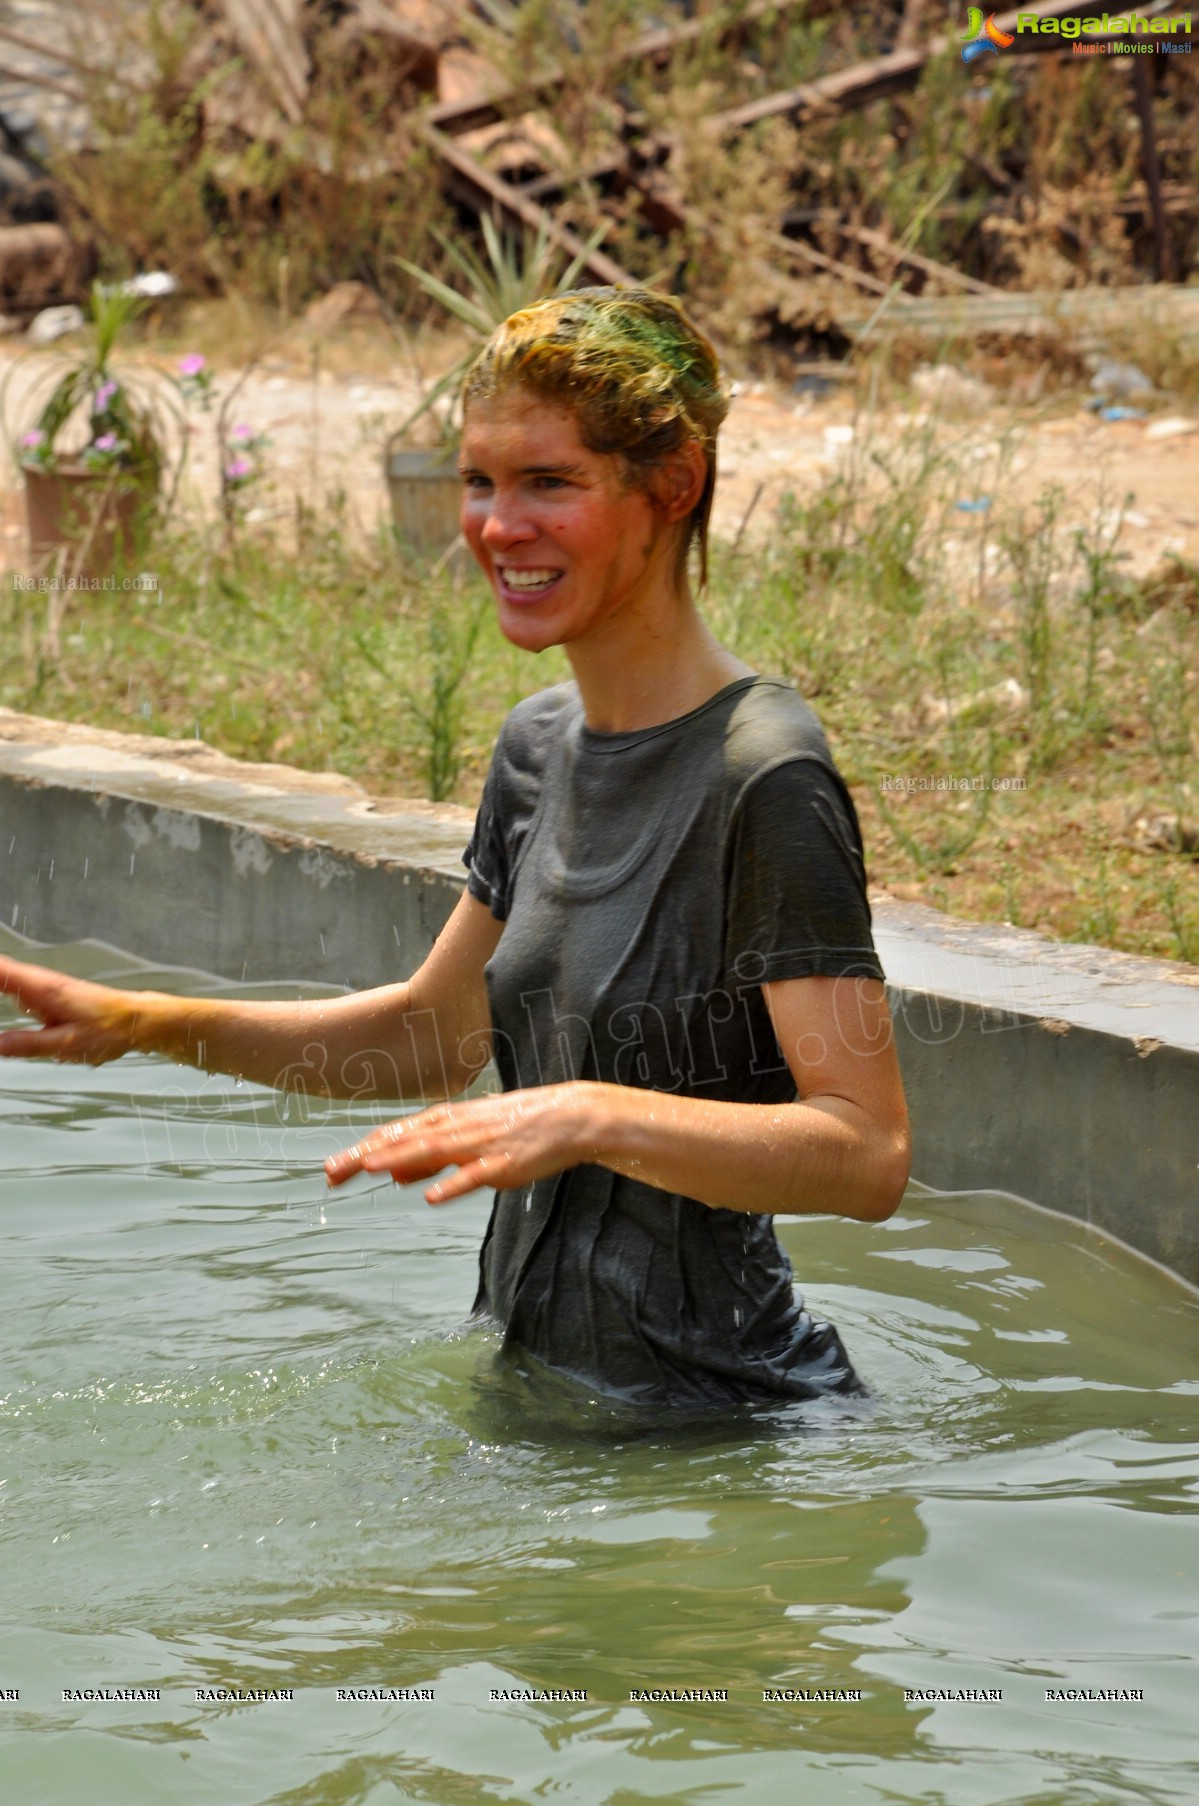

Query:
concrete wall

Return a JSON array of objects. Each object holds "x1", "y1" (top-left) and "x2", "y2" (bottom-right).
[
  {"x1": 1, "y1": 769, "x2": 459, "y2": 992},
  {"x1": 2, "y1": 712, "x2": 1196, "y2": 1285}
]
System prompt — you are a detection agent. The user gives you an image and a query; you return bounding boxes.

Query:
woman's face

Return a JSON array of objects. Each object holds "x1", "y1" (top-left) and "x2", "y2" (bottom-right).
[{"x1": 459, "y1": 390, "x2": 672, "y2": 654}]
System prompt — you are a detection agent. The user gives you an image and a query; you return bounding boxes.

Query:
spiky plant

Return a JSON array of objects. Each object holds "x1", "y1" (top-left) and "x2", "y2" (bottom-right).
[{"x1": 393, "y1": 213, "x2": 610, "y2": 443}]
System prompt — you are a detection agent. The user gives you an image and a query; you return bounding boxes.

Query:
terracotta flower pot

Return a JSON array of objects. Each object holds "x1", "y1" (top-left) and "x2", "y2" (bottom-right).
[{"x1": 23, "y1": 463, "x2": 156, "y2": 580}]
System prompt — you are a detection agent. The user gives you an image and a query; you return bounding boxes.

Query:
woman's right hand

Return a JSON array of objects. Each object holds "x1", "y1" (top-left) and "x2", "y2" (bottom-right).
[{"x1": 0, "y1": 956, "x2": 144, "y2": 1065}]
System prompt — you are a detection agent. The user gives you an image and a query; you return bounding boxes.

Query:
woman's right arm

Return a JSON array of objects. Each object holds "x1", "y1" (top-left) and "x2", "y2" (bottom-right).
[{"x1": 0, "y1": 889, "x2": 503, "y2": 1102}]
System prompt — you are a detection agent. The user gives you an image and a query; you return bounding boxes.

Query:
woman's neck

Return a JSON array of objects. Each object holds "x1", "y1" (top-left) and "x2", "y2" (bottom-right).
[{"x1": 565, "y1": 592, "x2": 754, "y2": 734}]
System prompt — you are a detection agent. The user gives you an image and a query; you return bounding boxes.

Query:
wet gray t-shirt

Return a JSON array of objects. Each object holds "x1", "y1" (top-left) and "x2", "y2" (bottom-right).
[{"x1": 463, "y1": 675, "x2": 884, "y2": 1408}]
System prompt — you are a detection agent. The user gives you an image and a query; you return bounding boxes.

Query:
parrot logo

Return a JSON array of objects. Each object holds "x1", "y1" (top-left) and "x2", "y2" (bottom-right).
[{"x1": 960, "y1": 9, "x2": 1017, "y2": 58}]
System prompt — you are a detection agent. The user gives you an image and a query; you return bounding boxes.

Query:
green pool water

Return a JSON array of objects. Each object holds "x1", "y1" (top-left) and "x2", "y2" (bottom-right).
[{"x1": 1, "y1": 944, "x2": 1196, "y2": 1806}]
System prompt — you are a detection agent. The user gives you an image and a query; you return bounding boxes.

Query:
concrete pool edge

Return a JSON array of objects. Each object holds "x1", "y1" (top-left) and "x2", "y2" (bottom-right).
[{"x1": 2, "y1": 709, "x2": 1196, "y2": 1284}]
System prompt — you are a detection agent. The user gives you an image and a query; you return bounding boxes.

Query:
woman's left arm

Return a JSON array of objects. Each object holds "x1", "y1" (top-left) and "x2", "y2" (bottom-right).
[{"x1": 325, "y1": 975, "x2": 910, "y2": 1225}]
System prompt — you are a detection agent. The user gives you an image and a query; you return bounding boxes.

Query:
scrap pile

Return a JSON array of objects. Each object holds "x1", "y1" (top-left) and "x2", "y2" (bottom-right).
[{"x1": 0, "y1": 0, "x2": 1196, "y2": 351}]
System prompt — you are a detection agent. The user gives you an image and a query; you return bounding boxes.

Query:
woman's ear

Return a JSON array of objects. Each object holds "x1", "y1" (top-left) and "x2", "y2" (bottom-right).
[{"x1": 651, "y1": 441, "x2": 708, "y2": 524}]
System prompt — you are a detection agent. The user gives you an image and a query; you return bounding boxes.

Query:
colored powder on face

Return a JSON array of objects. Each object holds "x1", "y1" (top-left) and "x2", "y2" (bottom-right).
[{"x1": 463, "y1": 288, "x2": 730, "y2": 585}]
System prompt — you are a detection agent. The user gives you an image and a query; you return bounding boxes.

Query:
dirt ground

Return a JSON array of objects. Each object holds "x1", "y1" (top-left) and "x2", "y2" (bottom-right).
[{"x1": 2, "y1": 317, "x2": 1196, "y2": 575}]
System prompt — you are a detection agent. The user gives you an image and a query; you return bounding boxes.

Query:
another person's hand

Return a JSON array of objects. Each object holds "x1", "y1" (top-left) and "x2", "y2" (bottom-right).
[
  {"x1": 0, "y1": 956, "x2": 143, "y2": 1065},
  {"x1": 325, "y1": 1083, "x2": 597, "y2": 1203}
]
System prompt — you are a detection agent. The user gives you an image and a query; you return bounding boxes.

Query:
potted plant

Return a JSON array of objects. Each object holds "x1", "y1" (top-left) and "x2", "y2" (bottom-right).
[
  {"x1": 3, "y1": 282, "x2": 183, "y2": 578},
  {"x1": 386, "y1": 216, "x2": 608, "y2": 562}
]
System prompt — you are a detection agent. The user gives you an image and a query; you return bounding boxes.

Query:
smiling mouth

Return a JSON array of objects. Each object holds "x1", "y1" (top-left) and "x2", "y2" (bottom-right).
[{"x1": 498, "y1": 567, "x2": 562, "y2": 595}]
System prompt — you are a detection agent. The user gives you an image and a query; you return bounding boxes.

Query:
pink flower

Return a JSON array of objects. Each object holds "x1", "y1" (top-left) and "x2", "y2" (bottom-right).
[
  {"x1": 93, "y1": 379, "x2": 118, "y2": 412},
  {"x1": 20, "y1": 429, "x2": 44, "y2": 448},
  {"x1": 224, "y1": 456, "x2": 252, "y2": 481},
  {"x1": 93, "y1": 432, "x2": 118, "y2": 452},
  {"x1": 178, "y1": 353, "x2": 206, "y2": 376},
  {"x1": 230, "y1": 423, "x2": 254, "y2": 442}
]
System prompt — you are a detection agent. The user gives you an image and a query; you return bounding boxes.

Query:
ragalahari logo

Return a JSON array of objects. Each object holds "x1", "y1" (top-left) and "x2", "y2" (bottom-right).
[{"x1": 960, "y1": 9, "x2": 1017, "y2": 57}]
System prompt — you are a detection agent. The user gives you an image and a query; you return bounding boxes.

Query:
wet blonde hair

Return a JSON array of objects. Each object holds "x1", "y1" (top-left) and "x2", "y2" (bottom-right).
[{"x1": 462, "y1": 287, "x2": 729, "y2": 586}]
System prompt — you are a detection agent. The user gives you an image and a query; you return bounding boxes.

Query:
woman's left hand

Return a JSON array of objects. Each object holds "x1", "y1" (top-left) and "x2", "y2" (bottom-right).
[{"x1": 324, "y1": 1082, "x2": 601, "y2": 1203}]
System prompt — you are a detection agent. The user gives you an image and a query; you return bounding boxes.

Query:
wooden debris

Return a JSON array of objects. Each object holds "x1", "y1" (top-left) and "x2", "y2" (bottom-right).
[
  {"x1": 327, "y1": 1, "x2": 440, "y2": 102},
  {"x1": 435, "y1": 41, "x2": 509, "y2": 113},
  {"x1": 834, "y1": 223, "x2": 1002, "y2": 298},
  {"x1": 221, "y1": 0, "x2": 309, "y2": 126},
  {"x1": 419, "y1": 120, "x2": 634, "y2": 287},
  {"x1": 428, "y1": 0, "x2": 807, "y2": 137},
  {"x1": 0, "y1": 150, "x2": 61, "y2": 229},
  {"x1": 0, "y1": 59, "x2": 86, "y2": 106},
  {"x1": 710, "y1": 0, "x2": 1174, "y2": 137},
  {"x1": 0, "y1": 221, "x2": 87, "y2": 309},
  {"x1": 459, "y1": 112, "x2": 573, "y2": 187},
  {"x1": 894, "y1": 0, "x2": 928, "y2": 52},
  {"x1": 769, "y1": 232, "x2": 898, "y2": 300},
  {"x1": 2, "y1": 0, "x2": 1191, "y2": 347},
  {"x1": 713, "y1": 44, "x2": 929, "y2": 136},
  {"x1": 0, "y1": 22, "x2": 106, "y2": 77},
  {"x1": 620, "y1": 160, "x2": 688, "y2": 240},
  {"x1": 816, "y1": 282, "x2": 1199, "y2": 343},
  {"x1": 200, "y1": 66, "x2": 292, "y2": 148}
]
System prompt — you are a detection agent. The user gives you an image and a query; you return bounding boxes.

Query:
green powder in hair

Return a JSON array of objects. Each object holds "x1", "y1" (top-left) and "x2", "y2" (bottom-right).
[{"x1": 463, "y1": 288, "x2": 729, "y2": 586}]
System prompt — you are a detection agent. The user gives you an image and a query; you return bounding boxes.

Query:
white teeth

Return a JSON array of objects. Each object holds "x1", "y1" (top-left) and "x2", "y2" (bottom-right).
[{"x1": 501, "y1": 568, "x2": 559, "y2": 589}]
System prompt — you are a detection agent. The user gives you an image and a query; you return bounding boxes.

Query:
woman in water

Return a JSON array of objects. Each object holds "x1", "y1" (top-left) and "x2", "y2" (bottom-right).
[{"x1": 0, "y1": 289, "x2": 909, "y2": 1408}]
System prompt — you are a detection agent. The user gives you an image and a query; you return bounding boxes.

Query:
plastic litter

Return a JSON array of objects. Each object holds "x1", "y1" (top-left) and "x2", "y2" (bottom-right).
[
  {"x1": 108, "y1": 272, "x2": 178, "y2": 300},
  {"x1": 25, "y1": 304, "x2": 84, "y2": 346},
  {"x1": 792, "y1": 373, "x2": 835, "y2": 397},
  {"x1": 955, "y1": 497, "x2": 993, "y2": 513},
  {"x1": 911, "y1": 363, "x2": 994, "y2": 412},
  {"x1": 1144, "y1": 416, "x2": 1199, "y2": 442},
  {"x1": 1088, "y1": 358, "x2": 1154, "y2": 398}
]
